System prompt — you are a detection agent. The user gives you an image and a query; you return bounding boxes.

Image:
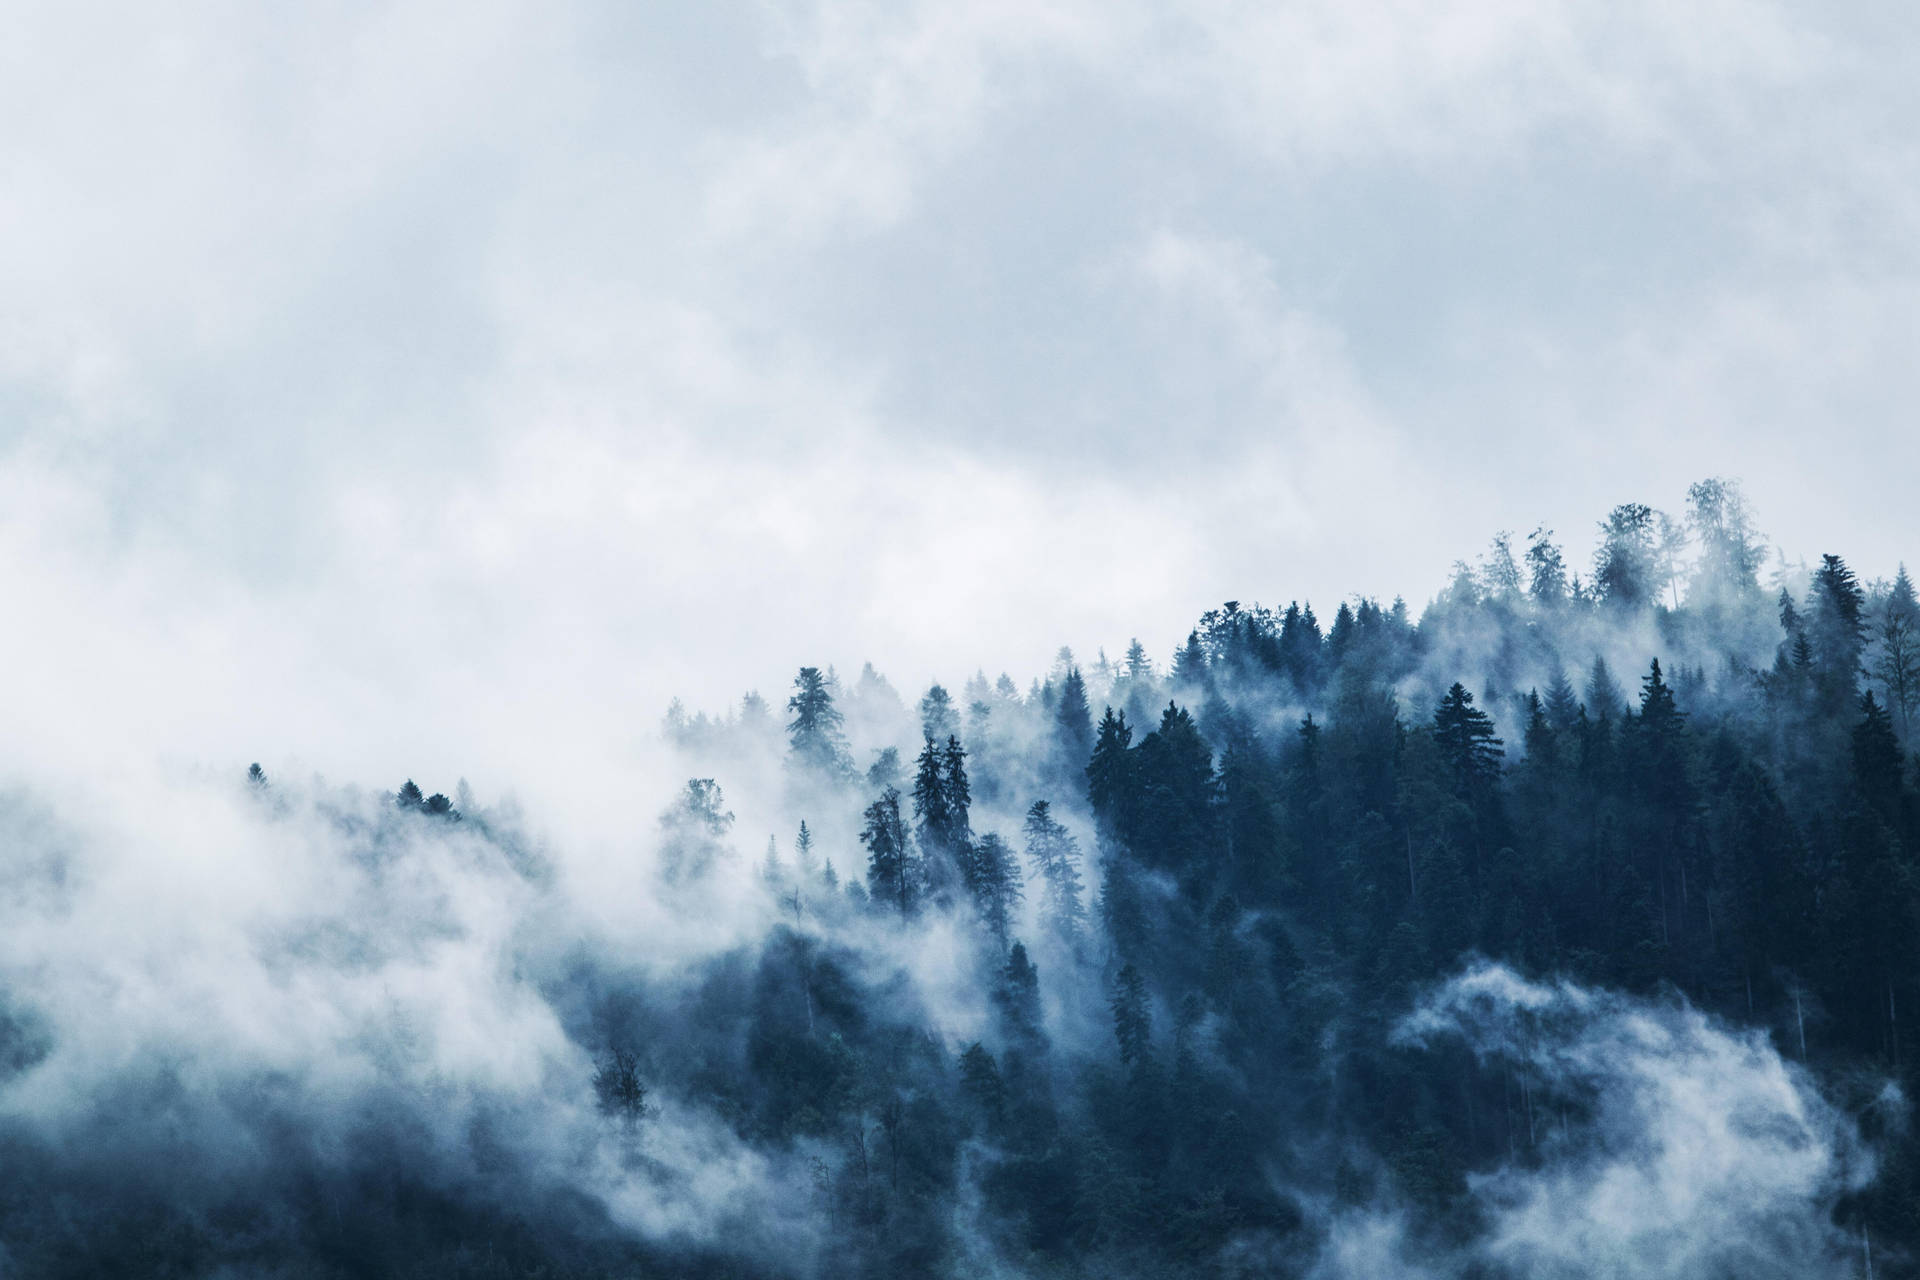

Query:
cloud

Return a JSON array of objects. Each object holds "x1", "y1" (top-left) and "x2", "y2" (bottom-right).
[{"x1": 1343, "y1": 961, "x2": 1887, "y2": 1280}]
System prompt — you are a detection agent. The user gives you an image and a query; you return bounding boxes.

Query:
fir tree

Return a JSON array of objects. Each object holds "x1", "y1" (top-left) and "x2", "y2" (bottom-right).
[
  {"x1": 1809, "y1": 554, "x2": 1868, "y2": 712},
  {"x1": 1526, "y1": 526, "x2": 1568, "y2": 603},
  {"x1": 1086, "y1": 707, "x2": 1135, "y2": 833},
  {"x1": 1594, "y1": 502, "x2": 1659, "y2": 608},
  {"x1": 1585, "y1": 656, "x2": 1624, "y2": 721},
  {"x1": 1024, "y1": 800, "x2": 1088, "y2": 951},
  {"x1": 1875, "y1": 564, "x2": 1920, "y2": 738},
  {"x1": 794, "y1": 820, "x2": 816, "y2": 878},
  {"x1": 1543, "y1": 669, "x2": 1581, "y2": 731},
  {"x1": 1432, "y1": 683, "x2": 1504, "y2": 797},
  {"x1": 862, "y1": 786, "x2": 914, "y2": 914},
  {"x1": 787, "y1": 667, "x2": 852, "y2": 777},
  {"x1": 1054, "y1": 668, "x2": 1095, "y2": 776},
  {"x1": 971, "y1": 832, "x2": 1023, "y2": 950},
  {"x1": 920, "y1": 684, "x2": 958, "y2": 742},
  {"x1": 1111, "y1": 964, "x2": 1151, "y2": 1068}
]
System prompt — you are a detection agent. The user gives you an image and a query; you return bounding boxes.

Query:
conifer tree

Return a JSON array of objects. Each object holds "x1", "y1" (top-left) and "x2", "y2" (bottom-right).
[
  {"x1": 794, "y1": 820, "x2": 816, "y2": 878},
  {"x1": 1526, "y1": 526, "x2": 1568, "y2": 603},
  {"x1": 1111, "y1": 964, "x2": 1151, "y2": 1068},
  {"x1": 1481, "y1": 532, "x2": 1523, "y2": 601},
  {"x1": 1809, "y1": 554, "x2": 1868, "y2": 712},
  {"x1": 1432, "y1": 683, "x2": 1504, "y2": 797},
  {"x1": 659, "y1": 778, "x2": 735, "y2": 885},
  {"x1": 1685, "y1": 477, "x2": 1764, "y2": 603},
  {"x1": 919, "y1": 684, "x2": 958, "y2": 743},
  {"x1": 862, "y1": 786, "x2": 914, "y2": 915},
  {"x1": 787, "y1": 667, "x2": 852, "y2": 777},
  {"x1": 1086, "y1": 708, "x2": 1135, "y2": 834},
  {"x1": 1543, "y1": 669, "x2": 1581, "y2": 731},
  {"x1": 971, "y1": 832, "x2": 1023, "y2": 950},
  {"x1": 1585, "y1": 656, "x2": 1624, "y2": 721},
  {"x1": 1024, "y1": 800, "x2": 1088, "y2": 951},
  {"x1": 1594, "y1": 503, "x2": 1659, "y2": 608},
  {"x1": 1054, "y1": 668, "x2": 1095, "y2": 776},
  {"x1": 1875, "y1": 564, "x2": 1920, "y2": 738}
]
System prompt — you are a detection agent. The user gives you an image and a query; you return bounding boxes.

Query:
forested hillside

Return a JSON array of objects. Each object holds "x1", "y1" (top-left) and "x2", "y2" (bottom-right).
[{"x1": 2, "y1": 478, "x2": 1916, "y2": 1278}]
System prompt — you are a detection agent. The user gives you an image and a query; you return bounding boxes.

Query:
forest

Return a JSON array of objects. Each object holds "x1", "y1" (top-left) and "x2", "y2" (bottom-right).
[{"x1": 1, "y1": 477, "x2": 1916, "y2": 1278}]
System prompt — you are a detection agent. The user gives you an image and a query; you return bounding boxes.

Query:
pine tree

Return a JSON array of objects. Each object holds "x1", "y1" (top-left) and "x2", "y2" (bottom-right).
[
  {"x1": 957, "y1": 1043, "x2": 1006, "y2": 1127},
  {"x1": 1055, "y1": 668, "x2": 1095, "y2": 776},
  {"x1": 971, "y1": 832, "x2": 1023, "y2": 950},
  {"x1": 787, "y1": 667, "x2": 852, "y2": 777},
  {"x1": 1172, "y1": 631, "x2": 1208, "y2": 685},
  {"x1": 1526, "y1": 526, "x2": 1568, "y2": 603},
  {"x1": 862, "y1": 786, "x2": 914, "y2": 914},
  {"x1": 912, "y1": 736, "x2": 951, "y2": 857},
  {"x1": 1543, "y1": 669, "x2": 1581, "y2": 731},
  {"x1": 1875, "y1": 565, "x2": 1920, "y2": 738},
  {"x1": 1585, "y1": 656, "x2": 1623, "y2": 721},
  {"x1": 1809, "y1": 555, "x2": 1868, "y2": 712},
  {"x1": 1481, "y1": 532, "x2": 1523, "y2": 601},
  {"x1": 794, "y1": 821, "x2": 817, "y2": 878},
  {"x1": 991, "y1": 942, "x2": 1049, "y2": 1100},
  {"x1": 1327, "y1": 601, "x2": 1357, "y2": 666},
  {"x1": 1594, "y1": 503, "x2": 1659, "y2": 608},
  {"x1": 1853, "y1": 692, "x2": 1903, "y2": 817},
  {"x1": 1086, "y1": 708, "x2": 1135, "y2": 834},
  {"x1": 1521, "y1": 690, "x2": 1556, "y2": 769},
  {"x1": 1432, "y1": 683, "x2": 1504, "y2": 796},
  {"x1": 1024, "y1": 800, "x2": 1088, "y2": 951},
  {"x1": 659, "y1": 778, "x2": 735, "y2": 885},
  {"x1": 920, "y1": 684, "x2": 958, "y2": 742},
  {"x1": 1685, "y1": 477, "x2": 1763, "y2": 603},
  {"x1": 1111, "y1": 964, "x2": 1151, "y2": 1068}
]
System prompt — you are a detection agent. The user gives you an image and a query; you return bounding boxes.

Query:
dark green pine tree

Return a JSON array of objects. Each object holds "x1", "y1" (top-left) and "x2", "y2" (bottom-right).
[
  {"x1": 1086, "y1": 707, "x2": 1135, "y2": 834},
  {"x1": 1853, "y1": 692, "x2": 1903, "y2": 822},
  {"x1": 787, "y1": 667, "x2": 852, "y2": 777},
  {"x1": 992, "y1": 942, "x2": 1048, "y2": 1086},
  {"x1": 1526, "y1": 526, "x2": 1568, "y2": 603},
  {"x1": 1024, "y1": 800, "x2": 1088, "y2": 952},
  {"x1": 1110, "y1": 964, "x2": 1151, "y2": 1068},
  {"x1": 1808, "y1": 554, "x2": 1868, "y2": 712},
  {"x1": 1543, "y1": 668, "x2": 1581, "y2": 732},
  {"x1": 793, "y1": 820, "x2": 816, "y2": 878},
  {"x1": 1585, "y1": 656, "x2": 1624, "y2": 722},
  {"x1": 1593, "y1": 502, "x2": 1658, "y2": 608},
  {"x1": 862, "y1": 785, "x2": 914, "y2": 914},
  {"x1": 1521, "y1": 689, "x2": 1557, "y2": 772},
  {"x1": 943, "y1": 734, "x2": 974, "y2": 848},
  {"x1": 1171, "y1": 631, "x2": 1208, "y2": 686},
  {"x1": 1876, "y1": 564, "x2": 1920, "y2": 738},
  {"x1": 1431, "y1": 683, "x2": 1504, "y2": 798},
  {"x1": 912, "y1": 736, "x2": 953, "y2": 866},
  {"x1": 970, "y1": 832, "x2": 1023, "y2": 950},
  {"x1": 957, "y1": 1042, "x2": 1006, "y2": 1129},
  {"x1": 919, "y1": 683, "x2": 958, "y2": 742},
  {"x1": 1327, "y1": 601, "x2": 1357, "y2": 669},
  {"x1": 1054, "y1": 668, "x2": 1095, "y2": 778}
]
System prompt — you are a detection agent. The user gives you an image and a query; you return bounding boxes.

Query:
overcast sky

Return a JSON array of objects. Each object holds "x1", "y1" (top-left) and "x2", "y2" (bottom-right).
[{"x1": 4, "y1": 0, "x2": 1917, "y2": 801}]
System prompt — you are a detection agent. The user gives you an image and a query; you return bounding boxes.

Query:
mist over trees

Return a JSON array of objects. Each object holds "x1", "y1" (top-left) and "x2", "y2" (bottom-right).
[{"x1": 3, "y1": 478, "x2": 1918, "y2": 1277}]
